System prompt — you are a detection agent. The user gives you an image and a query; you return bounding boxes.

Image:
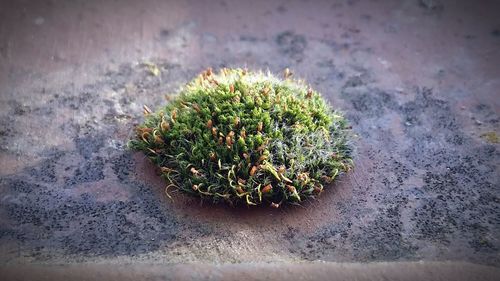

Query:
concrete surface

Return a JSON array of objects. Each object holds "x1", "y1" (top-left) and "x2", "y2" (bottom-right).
[
  {"x1": 2, "y1": 261, "x2": 500, "y2": 281},
  {"x1": 0, "y1": 0, "x2": 499, "y2": 279}
]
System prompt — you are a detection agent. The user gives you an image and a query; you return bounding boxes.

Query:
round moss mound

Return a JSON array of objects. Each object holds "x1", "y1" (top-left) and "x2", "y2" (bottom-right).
[{"x1": 129, "y1": 68, "x2": 353, "y2": 207}]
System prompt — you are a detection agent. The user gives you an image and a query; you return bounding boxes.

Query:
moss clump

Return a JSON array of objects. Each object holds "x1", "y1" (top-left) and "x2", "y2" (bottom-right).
[{"x1": 129, "y1": 68, "x2": 353, "y2": 207}]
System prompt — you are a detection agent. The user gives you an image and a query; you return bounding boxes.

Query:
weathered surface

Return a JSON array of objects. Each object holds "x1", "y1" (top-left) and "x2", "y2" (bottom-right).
[{"x1": 0, "y1": 0, "x2": 499, "y2": 271}]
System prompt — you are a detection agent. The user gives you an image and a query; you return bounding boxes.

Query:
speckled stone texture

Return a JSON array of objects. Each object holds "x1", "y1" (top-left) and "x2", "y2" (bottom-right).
[{"x1": 0, "y1": 0, "x2": 499, "y2": 270}]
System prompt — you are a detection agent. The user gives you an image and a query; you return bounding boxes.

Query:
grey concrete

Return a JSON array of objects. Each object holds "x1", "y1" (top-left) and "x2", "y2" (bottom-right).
[
  {"x1": 0, "y1": 0, "x2": 499, "y2": 277},
  {"x1": 2, "y1": 261, "x2": 500, "y2": 281}
]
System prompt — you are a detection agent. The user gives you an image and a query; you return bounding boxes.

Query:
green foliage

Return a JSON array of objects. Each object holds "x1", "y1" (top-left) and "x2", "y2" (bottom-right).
[{"x1": 129, "y1": 68, "x2": 353, "y2": 207}]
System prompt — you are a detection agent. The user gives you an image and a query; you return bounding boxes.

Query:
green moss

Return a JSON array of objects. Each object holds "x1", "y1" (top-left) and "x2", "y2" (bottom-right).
[{"x1": 129, "y1": 68, "x2": 353, "y2": 207}]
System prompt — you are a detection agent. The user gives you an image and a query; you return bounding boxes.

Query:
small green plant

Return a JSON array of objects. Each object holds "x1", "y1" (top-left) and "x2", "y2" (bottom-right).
[{"x1": 129, "y1": 68, "x2": 353, "y2": 207}]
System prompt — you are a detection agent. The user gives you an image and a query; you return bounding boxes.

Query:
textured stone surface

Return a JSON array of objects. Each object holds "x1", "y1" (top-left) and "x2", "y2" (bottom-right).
[{"x1": 0, "y1": 0, "x2": 499, "y2": 270}]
